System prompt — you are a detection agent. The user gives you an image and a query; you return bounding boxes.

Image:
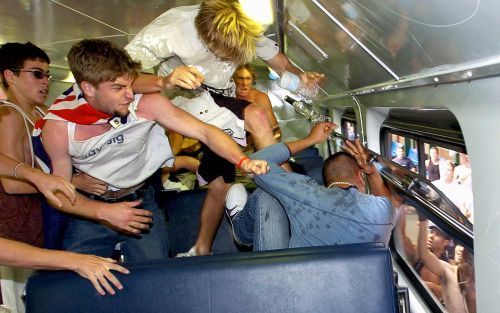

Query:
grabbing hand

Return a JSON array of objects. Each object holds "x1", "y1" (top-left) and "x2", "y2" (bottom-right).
[
  {"x1": 26, "y1": 168, "x2": 76, "y2": 208},
  {"x1": 99, "y1": 200, "x2": 153, "y2": 234},
  {"x1": 163, "y1": 65, "x2": 204, "y2": 90},
  {"x1": 240, "y1": 159, "x2": 269, "y2": 176},
  {"x1": 68, "y1": 252, "x2": 129, "y2": 296},
  {"x1": 73, "y1": 172, "x2": 108, "y2": 196},
  {"x1": 342, "y1": 139, "x2": 376, "y2": 175},
  {"x1": 299, "y1": 71, "x2": 324, "y2": 88},
  {"x1": 308, "y1": 122, "x2": 337, "y2": 144}
]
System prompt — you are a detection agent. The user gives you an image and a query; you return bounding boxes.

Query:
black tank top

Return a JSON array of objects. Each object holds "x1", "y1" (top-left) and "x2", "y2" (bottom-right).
[{"x1": 427, "y1": 160, "x2": 440, "y2": 181}]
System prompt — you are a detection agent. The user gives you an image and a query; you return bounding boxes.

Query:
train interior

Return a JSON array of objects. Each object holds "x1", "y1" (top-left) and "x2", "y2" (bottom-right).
[{"x1": 1, "y1": 0, "x2": 499, "y2": 312}]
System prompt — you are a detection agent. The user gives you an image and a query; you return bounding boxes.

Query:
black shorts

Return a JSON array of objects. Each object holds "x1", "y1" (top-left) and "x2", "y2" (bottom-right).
[{"x1": 196, "y1": 93, "x2": 251, "y2": 185}]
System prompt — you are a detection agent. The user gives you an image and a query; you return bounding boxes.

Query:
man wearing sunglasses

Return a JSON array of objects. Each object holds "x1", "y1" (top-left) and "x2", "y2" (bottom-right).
[{"x1": 0, "y1": 42, "x2": 131, "y2": 307}]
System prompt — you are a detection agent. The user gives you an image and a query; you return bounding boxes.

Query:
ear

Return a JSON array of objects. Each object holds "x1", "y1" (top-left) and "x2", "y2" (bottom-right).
[
  {"x1": 2, "y1": 69, "x2": 16, "y2": 87},
  {"x1": 80, "y1": 81, "x2": 96, "y2": 98}
]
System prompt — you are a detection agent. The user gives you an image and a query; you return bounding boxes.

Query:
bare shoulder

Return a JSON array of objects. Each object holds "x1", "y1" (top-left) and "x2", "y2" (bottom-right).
[
  {"x1": 0, "y1": 106, "x2": 30, "y2": 136},
  {"x1": 136, "y1": 93, "x2": 173, "y2": 120},
  {"x1": 250, "y1": 89, "x2": 272, "y2": 106},
  {"x1": 42, "y1": 119, "x2": 69, "y2": 142}
]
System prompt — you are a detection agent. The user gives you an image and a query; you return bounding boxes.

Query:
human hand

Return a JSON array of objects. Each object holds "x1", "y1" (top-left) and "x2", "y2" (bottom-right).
[
  {"x1": 308, "y1": 122, "x2": 337, "y2": 144},
  {"x1": 98, "y1": 200, "x2": 153, "y2": 234},
  {"x1": 25, "y1": 168, "x2": 76, "y2": 207},
  {"x1": 240, "y1": 159, "x2": 269, "y2": 175},
  {"x1": 68, "y1": 252, "x2": 129, "y2": 296},
  {"x1": 342, "y1": 139, "x2": 376, "y2": 175},
  {"x1": 299, "y1": 71, "x2": 324, "y2": 88},
  {"x1": 163, "y1": 65, "x2": 204, "y2": 90},
  {"x1": 73, "y1": 172, "x2": 108, "y2": 196}
]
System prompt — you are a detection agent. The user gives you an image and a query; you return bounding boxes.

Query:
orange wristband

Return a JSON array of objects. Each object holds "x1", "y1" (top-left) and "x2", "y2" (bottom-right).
[{"x1": 237, "y1": 157, "x2": 250, "y2": 169}]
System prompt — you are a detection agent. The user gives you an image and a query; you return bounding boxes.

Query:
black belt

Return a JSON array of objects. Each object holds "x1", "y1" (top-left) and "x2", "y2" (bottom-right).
[{"x1": 202, "y1": 84, "x2": 234, "y2": 97}]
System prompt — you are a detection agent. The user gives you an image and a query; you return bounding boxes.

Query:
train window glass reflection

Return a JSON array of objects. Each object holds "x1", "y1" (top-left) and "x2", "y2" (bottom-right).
[
  {"x1": 389, "y1": 133, "x2": 419, "y2": 173},
  {"x1": 395, "y1": 203, "x2": 476, "y2": 313},
  {"x1": 423, "y1": 143, "x2": 474, "y2": 224},
  {"x1": 341, "y1": 119, "x2": 358, "y2": 140}
]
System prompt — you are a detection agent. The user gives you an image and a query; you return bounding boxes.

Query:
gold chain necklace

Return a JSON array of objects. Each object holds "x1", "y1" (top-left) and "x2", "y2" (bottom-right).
[{"x1": 327, "y1": 181, "x2": 355, "y2": 189}]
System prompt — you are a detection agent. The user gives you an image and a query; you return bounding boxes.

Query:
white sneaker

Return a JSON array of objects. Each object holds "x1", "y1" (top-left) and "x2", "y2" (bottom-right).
[
  {"x1": 176, "y1": 246, "x2": 197, "y2": 257},
  {"x1": 225, "y1": 183, "x2": 248, "y2": 219},
  {"x1": 162, "y1": 179, "x2": 189, "y2": 192}
]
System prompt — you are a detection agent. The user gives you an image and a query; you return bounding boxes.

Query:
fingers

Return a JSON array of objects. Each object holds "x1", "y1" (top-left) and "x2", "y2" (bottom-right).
[
  {"x1": 89, "y1": 275, "x2": 106, "y2": 296},
  {"x1": 241, "y1": 159, "x2": 269, "y2": 175},
  {"x1": 44, "y1": 191, "x2": 63, "y2": 208},
  {"x1": 55, "y1": 179, "x2": 76, "y2": 204},
  {"x1": 172, "y1": 66, "x2": 204, "y2": 89},
  {"x1": 97, "y1": 272, "x2": 116, "y2": 295}
]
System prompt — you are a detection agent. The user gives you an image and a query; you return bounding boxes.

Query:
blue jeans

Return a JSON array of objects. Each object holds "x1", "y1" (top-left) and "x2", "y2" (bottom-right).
[
  {"x1": 232, "y1": 143, "x2": 293, "y2": 251},
  {"x1": 63, "y1": 185, "x2": 169, "y2": 262},
  {"x1": 232, "y1": 188, "x2": 290, "y2": 250}
]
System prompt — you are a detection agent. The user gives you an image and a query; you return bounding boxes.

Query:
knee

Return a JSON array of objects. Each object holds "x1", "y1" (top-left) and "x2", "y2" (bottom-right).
[
  {"x1": 245, "y1": 104, "x2": 270, "y2": 130},
  {"x1": 208, "y1": 178, "x2": 231, "y2": 194}
]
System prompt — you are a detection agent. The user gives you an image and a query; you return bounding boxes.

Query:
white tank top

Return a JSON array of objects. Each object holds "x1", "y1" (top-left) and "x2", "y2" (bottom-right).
[{"x1": 67, "y1": 97, "x2": 174, "y2": 189}]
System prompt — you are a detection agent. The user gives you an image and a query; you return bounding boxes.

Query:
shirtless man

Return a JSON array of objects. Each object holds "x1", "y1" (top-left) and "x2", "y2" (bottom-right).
[
  {"x1": 41, "y1": 39, "x2": 267, "y2": 263},
  {"x1": 233, "y1": 64, "x2": 281, "y2": 142}
]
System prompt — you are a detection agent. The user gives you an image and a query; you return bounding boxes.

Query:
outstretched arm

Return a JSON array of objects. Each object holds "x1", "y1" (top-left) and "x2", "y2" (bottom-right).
[
  {"x1": 286, "y1": 122, "x2": 336, "y2": 155},
  {"x1": 0, "y1": 237, "x2": 128, "y2": 296},
  {"x1": 417, "y1": 220, "x2": 446, "y2": 278},
  {"x1": 0, "y1": 153, "x2": 76, "y2": 208},
  {"x1": 264, "y1": 52, "x2": 324, "y2": 90},
  {"x1": 140, "y1": 93, "x2": 268, "y2": 175}
]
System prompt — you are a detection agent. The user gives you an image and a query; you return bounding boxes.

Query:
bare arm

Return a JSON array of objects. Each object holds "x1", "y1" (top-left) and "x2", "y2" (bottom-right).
[
  {"x1": 0, "y1": 237, "x2": 128, "y2": 295},
  {"x1": 139, "y1": 93, "x2": 268, "y2": 175},
  {"x1": 0, "y1": 107, "x2": 38, "y2": 194},
  {"x1": 41, "y1": 120, "x2": 153, "y2": 234},
  {"x1": 264, "y1": 52, "x2": 324, "y2": 87},
  {"x1": 286, "y1": 122, "x2": 336, "y2": 155},
  {"x1": 417, "y1": 220, "x2": 446, "y2": 278},
  {"x1": 0, "y1": 153, "x2": 76, "y2": 207}
]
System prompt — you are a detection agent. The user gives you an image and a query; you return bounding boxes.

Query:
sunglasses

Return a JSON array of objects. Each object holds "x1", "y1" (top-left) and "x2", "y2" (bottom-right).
[{"x1": 11, "y1": 69, "x2": 52, "y2": 80}]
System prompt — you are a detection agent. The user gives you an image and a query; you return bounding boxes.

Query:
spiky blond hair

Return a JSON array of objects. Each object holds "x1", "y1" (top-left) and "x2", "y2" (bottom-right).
[{"x1": 195, "y1": 0, "x2": 264, "y2": 64}]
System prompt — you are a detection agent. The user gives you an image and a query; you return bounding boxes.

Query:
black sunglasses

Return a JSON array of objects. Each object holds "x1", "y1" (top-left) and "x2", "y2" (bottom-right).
[{"x1": 11, "y1": 69, "x2": 52, "y2": 80}]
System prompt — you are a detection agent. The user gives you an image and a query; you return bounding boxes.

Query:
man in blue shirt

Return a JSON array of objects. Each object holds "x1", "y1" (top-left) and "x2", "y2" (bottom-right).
[{"x1": 226, "y1": 131, "x2": 396, "y2": 250}]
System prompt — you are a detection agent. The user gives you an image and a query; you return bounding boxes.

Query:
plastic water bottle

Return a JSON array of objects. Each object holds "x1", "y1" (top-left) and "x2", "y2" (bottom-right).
[{"x1": 278, "y1": 71, "x2": 319, "y2": 100}]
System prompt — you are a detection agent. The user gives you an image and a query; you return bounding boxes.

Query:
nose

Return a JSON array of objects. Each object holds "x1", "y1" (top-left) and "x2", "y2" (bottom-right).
[{"x1": 125, "y1": 86, "x2": 134, "y2": 100}]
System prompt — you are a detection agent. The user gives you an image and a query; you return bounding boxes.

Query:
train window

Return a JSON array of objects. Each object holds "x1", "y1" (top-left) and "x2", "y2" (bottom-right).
[
  {"x1": 394, "y1": 203, "x2": 476, "y2": 313},
  {"x1": 379, "y1": 121, "x2": 476, "y2": 313},
  {"x1": 388, "y1": 132, "x2": 419, "y2": 173},
  {"x1": 423, "y1": 143, "x2": 474, "y2": 224}
]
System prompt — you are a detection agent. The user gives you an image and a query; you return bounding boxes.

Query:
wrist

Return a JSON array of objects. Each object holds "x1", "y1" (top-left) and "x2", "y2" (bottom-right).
[{"x1": 237, "y1": 156, "x2": 250, "y2": 169}]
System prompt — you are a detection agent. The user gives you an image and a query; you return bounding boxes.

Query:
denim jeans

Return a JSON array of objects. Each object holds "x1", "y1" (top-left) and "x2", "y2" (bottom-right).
[
  {"x1": 232, "y1": 188, "x2": 290, "y2": 250},
  {"x1": 231, "y1": 143, "x2": 293, "y2": 251},
  {"x1": 63, "y1": 185, "x2": 169, "y2": 262},
  {"x1": 234, "y1": 143, "x2": 394, "y2": 249}
]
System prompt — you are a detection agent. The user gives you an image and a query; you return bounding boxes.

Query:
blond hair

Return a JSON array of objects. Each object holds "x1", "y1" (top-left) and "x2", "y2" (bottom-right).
[
  {"x1": 68, "y1": 39, "x2": 141, "y2": 87},
  {"x1": 195, "y1": 0, "x2": 264, "y2": 64}
]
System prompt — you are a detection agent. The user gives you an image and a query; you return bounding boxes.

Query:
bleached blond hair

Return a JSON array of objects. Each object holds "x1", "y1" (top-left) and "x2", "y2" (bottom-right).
[{"x1": 195, "y1": 0, "x2": 264, "y2": 64}]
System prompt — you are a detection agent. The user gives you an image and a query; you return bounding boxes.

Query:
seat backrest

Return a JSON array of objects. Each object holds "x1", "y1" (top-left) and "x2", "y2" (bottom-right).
[{"x1": 26, "y1": 244, "x2": 397, "y2": 313}]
